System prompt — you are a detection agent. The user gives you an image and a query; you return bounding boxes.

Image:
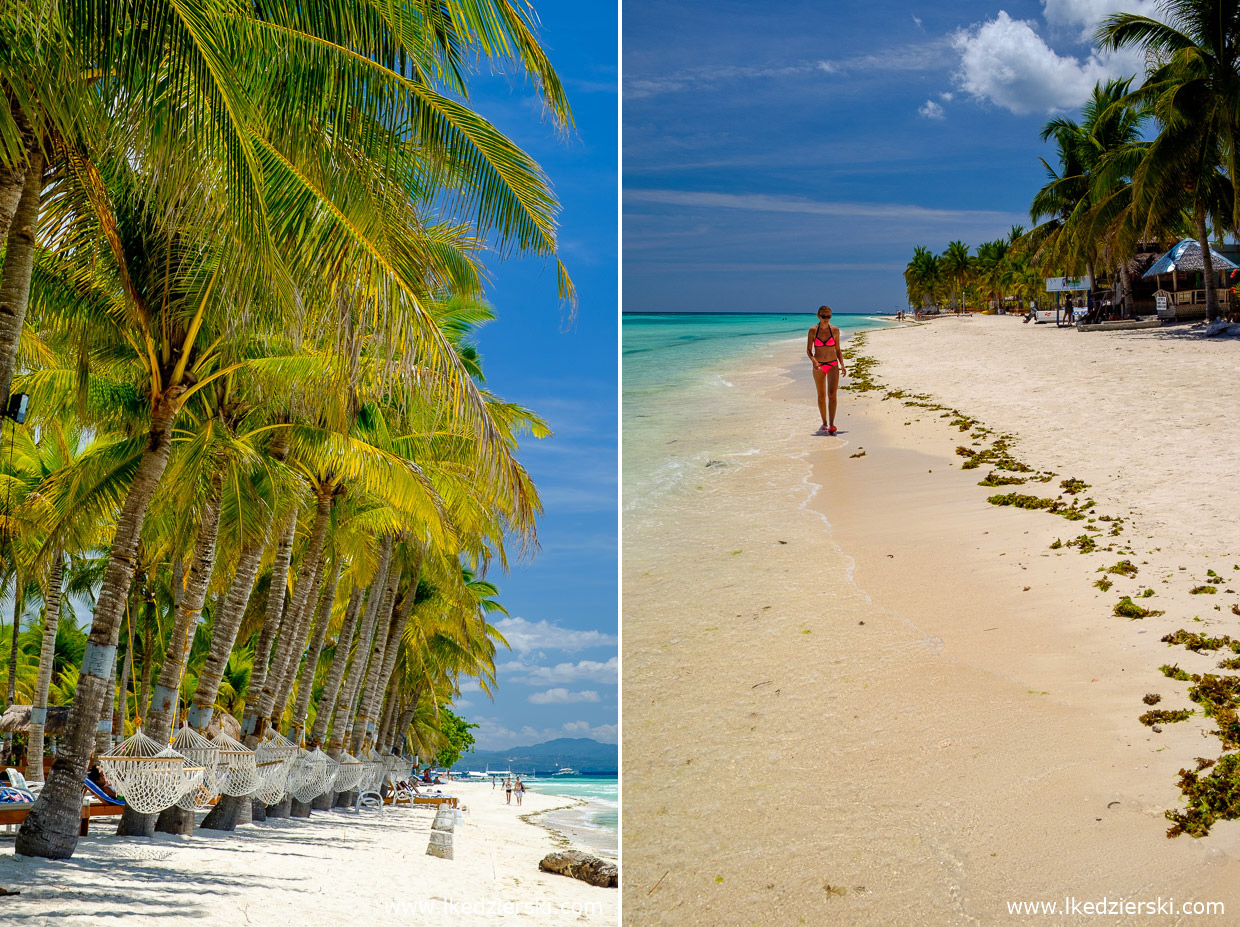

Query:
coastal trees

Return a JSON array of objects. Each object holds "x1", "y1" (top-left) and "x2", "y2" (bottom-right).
[
  {"x1": 1098, "y1": 1, "x2": 1240, "y2": 321},
  {"x1": 11, "y1": 1, "x2": 572, "y2": 860},
  {"x1": 941, "y1": 241, "x2": 973, "y2": 313},
  {"x1": 904, "y1": 246, "x2": 943, "y2": 310}
]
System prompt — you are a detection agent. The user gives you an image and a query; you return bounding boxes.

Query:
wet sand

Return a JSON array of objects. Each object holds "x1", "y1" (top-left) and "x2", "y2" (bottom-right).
[{"x1": 622, "y1": 316, "x2": 1240, "y2": 924}]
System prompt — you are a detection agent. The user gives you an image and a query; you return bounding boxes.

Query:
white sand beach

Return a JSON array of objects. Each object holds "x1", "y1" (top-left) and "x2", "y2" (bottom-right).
[
  {"x1": 0, "y1": 781, "x2": 615, "y2": 925},
  {"x1": 623, "y1": 315, "x2": 1240, "y2": 924}
]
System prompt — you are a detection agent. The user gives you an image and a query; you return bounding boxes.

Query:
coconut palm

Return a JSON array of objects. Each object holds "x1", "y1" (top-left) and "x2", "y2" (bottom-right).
[
  {"x1": 940, "y1": 241, "x2": 973, "y2": 314},
  {"x1": 904, "y1": 246, "x2": 943, "y2": 310},
  {"x1": 1098, "y1": 1, "x2": 1240, "y2": 321}
]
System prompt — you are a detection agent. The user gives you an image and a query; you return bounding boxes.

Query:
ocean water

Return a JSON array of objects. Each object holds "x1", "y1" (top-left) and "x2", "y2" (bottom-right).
[
  {"x1": 623, "y1": 311, "x2": 892, "y2": 510},
  {"x1": 527, "y1": 775, "x2": 618, "y2": 833}
]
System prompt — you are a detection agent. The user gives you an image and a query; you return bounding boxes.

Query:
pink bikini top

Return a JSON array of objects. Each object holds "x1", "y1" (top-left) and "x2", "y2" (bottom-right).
[{"x1": 813, "y1": 323, "x2": 836, "y2": 348}]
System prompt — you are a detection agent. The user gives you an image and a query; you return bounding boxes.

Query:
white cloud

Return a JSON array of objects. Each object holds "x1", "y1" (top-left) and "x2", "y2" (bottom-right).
[
  {"x1": 1041, "y1": 0, "x2": 1161, "y2": 36},
  {"x1": 918, "y1": 99, "x2": 945, "y2": 119},
  {"x1": 951, "y1": 11, "x2": 1144, "y2": 115},
  {"x1": 493, "y1": 616, "x2": 617, "y2": 654},
  {"x1": 913, "y1": 15, "x2": 923, "y2": 28},
  {"x1": 499, "y1": 656, "x2": 619, "y2": 686},
  {"x1": 528, "y1": 688, "x2": 601, "y2": 704},
  {"x1": 626, "y1": 188, "x2": 1020, "y2": 224}
]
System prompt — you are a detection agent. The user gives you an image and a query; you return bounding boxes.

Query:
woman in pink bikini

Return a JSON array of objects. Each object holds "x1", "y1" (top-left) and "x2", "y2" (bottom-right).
[{"x1": 806, "y1": 305, "x2": 846, "y2": 434}]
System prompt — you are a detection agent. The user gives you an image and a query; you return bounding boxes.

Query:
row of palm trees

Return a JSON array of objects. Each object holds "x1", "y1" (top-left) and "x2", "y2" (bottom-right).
[
  {"x1": 906, "y1": 0, "x2": 1240, "y2": 323},
  {"x1": 0, "y1": 1, "x2": 571, "y2": 859},
  {"x1": 903, "y1": 231, "x2": 1043, "y2": 313}
]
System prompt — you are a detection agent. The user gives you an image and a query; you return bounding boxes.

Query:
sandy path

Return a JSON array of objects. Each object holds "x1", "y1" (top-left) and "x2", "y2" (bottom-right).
[{"x1": 0, "y1": 781, "x2": 615, "y2": 926}]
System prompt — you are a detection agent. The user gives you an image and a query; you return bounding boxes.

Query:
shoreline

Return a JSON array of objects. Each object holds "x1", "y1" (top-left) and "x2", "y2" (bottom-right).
[{"x1": 622, "y1": 317, "x2": 1240, "y2": 923}]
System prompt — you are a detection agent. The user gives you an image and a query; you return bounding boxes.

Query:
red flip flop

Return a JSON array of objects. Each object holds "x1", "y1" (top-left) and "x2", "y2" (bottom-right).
[{"x1": 828, "y1": 425, "x2": 837, "y2": 435}]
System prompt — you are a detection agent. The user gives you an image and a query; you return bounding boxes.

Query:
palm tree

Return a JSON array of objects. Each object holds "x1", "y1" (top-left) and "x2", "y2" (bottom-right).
[
  {"x1": 1098, "y1": 1, "x2": 1240, "y2": 321},
  {"x1": 940, "y1": 241, "x2": 973, "y2": 314},
  {"x1": 904, "y1": 246, "x2": 943, "y2": 310}
]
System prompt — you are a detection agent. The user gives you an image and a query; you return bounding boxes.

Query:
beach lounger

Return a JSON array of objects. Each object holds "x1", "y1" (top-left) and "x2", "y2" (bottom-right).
[{"x1": 0, "y1": 781, "x2": 124, "y2": 835}]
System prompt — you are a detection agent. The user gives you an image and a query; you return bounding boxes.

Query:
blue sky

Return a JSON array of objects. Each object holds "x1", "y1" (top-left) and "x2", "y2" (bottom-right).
[
  {"x1": 624, "y1": 0, "x2": 1158, "y2": 313},
  {"x1": 452, "y1": 0, "x2": 618, "y2": 751}
]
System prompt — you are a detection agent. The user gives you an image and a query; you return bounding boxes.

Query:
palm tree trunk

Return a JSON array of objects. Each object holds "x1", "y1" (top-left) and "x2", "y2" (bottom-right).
[
  {"x1": 118, "y1": 473, "x2": 225, "y2": 837},
  {"x1": 267, "y1": 554, "x2": 323, "y2": 729},
  {"x1": 375, "y1": 691, "x2": 397, "y2": 754},
  {"x1": 16, "y1": 390, "x2": 182, "y2": 860},
  {"x1": 387, "y1": 695, "x2": 420, "y2": 757},
  {"x1": 353, "y1": 550, "x2": 422, "y2": 753},
  {"x1": 257, "y1": 488, "x2": 333, "y2": 727},
  {"x1": 25, "y1": 552, "x2": 63, "y2": 782},
  {"x1": 339, "y1": 560, "x2": 401, "y2": 756},
  {"x1": 323, "y1": 538, "x2": 393, "y2": 757},
  {"x1": 239, "y1": 510, "x2": 297, "y2": 740},
  {"x1": 189, "y1": 535, "x2": 267, "y2": 731},
  {"x1": 288, "y1": 556, "x2": 342, "y2": 738},
  {"x1": 1196, "y1": 212, "x2": 1220, "y2": 322},
  {"x1": 306, "y1": 582, "x2": 363, "y2": 811},
  {"x1": 307, "y1": 583, "x2": 364, "y2": 746},
  {"x1": 0, "y1": 138, "x2": 42, "y2": 411},
  {"x1": 1118, "y1": 260, "x2": 1133, "y2": 317}
]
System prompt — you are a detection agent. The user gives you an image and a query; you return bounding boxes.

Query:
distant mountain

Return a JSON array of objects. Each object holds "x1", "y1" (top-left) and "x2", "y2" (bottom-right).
[{"x1": 452, "y1": 737, "x2": 617, "y2": 774}]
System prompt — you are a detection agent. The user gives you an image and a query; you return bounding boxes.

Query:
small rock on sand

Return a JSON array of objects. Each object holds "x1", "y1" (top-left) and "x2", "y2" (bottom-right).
[{"x1": 539, "y1": 851, "x2": 618, "y2": 888}]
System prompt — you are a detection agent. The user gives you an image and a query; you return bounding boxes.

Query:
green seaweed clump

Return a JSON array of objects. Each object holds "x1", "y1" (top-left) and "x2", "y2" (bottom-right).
[
  {"x1": 1094, "y1": 577, "x2": 1113, "y2": 591},
  {"x1": 978, "y1": 471, "x2": 1026, "y2": 487},
  {"x1": 1059, "y1": 478, "x2": 1089, "y2": 495},
  {"x1": 1187, "y1": 674, "x2": 1240, "y2": 718},
  {"x1": 1066, "y1": 534, "x2": 1097, "y2": 553},
  {"x1": 1140, "y1": 708, "x2": 1192, "y2": 726},
  {"x1": 1160, "y1": 630, "x2": 1240, "y2": 653},
  {"x1": 1160, "y1": 664, "x2": 1193, "y2": 681},
  {"x1": 1143, "y1": 693, "x2": 1162, "y2": 705},
  {"x1": 1104, "y1": 560, "x2": 1139, "y2": 577},
  {"x1": 1191, "y1": 585, "x2": 1218, "y2": 595},
  {"x1": 986, "y1": 492, "x2": 1091, "y2": 520},
  {"x1": 1165, "y1": 753, "x2": 1240, "y2": 838},
  {"x1": 849, "y1": 450, "x2": 866, "y2": 459},
  {"x1": 1141, "y1": 588, "x2": 1156, "y2": 598},
  {"x1": 1049, "y1": 539, "x2": 1063, "y2": 550},
  {"x1": 1218, "y1": 656, "x2": 1240, "y2": 670},
  {"x1": 1114, "y1": 596, "x2": 1164, "y2": 619}
]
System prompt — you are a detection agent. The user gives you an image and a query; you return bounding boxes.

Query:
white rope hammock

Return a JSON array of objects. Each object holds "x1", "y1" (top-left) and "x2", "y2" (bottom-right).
[
  {"x1": 357, "y1": 747, "x2": 384, "y2": 794},
  {"x1": 332, "y1": 751, "x2": 365, "y2": 793},
  {"x1": 172, "y1": 724, "x2": 223, "y2": 810},
  {"x1": 212, "y1": 731, "x2": 261, "y2": 797},
  {"x1": 97, "y1": 729, "x2": 204, "y2": 814},
  {"x1": 253, "y1": 728, "x2": 299, "y2": 805},
  {"x1": 289, "y1": 747, "x2": 336, "y2": 803}
]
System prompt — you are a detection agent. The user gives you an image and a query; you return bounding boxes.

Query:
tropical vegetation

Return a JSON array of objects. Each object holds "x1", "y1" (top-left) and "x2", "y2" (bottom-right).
[
  {"x1": 0, "y1": 0, "x2": 573, "y2": 860},
  {"x1": 904, "y1": 0, "x2": 1240, "y2": 323}
]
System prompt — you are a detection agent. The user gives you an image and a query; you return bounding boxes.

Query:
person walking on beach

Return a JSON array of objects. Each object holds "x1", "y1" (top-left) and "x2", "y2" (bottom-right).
[
  {"x1": 806, "y1": 305, "x2": 846, "y2": 434},
  {"x1": 514, "y1": 777, "x2": 526, "y2": 806},
  {"x1": 504, "y1": 776, "x2": 513, "y2": 804}
]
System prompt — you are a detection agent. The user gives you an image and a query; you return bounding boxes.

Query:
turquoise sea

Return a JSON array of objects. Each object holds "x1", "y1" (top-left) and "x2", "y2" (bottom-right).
[
  {"x1": 527, "y1": 774, "x2": 618, "y2": 833},
  {"x1": 624, "y1": 311, "x2": 893, "y2": 508}
]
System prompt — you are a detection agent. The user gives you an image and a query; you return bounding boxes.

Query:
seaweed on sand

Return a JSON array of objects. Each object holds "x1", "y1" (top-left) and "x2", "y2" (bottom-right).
[
  {"x1": 1191, "y1": 585, "x2": 1218, "y2": 595},
  {"x1": 987, "y1": 492, "x2": 1093, "y2": 520},
  {"x1": 1140, "y1": 709, "x2": 1192, "y2": 726},
  {"x1": 1165, "y1": 753, "x2": 1240, "y2": 838},
  {"x1": 1160, "y1": 664, "x2": 1194, "y2": 681},
  {"x1": 1143, "y1": 693, "x2": 1162, "y2": 705},
  {"x1": 1059, "y1": 478, "x2": 1090, "y2": 495},
  {"x1": 1160, "y1": 630, "x2": 1240, "y2": 653},
  {"x1": 1094, "y1": 577, "x2": 1113, "y2": 591},
  {"x1": 1115, "y1": 596, "x2": 1164, "y2": 619}
]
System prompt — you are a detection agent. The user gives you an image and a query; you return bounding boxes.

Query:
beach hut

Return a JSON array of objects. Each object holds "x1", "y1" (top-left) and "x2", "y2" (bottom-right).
[{"x1": 1142, "y1": 239, "x2": 1238, "y2": 321}]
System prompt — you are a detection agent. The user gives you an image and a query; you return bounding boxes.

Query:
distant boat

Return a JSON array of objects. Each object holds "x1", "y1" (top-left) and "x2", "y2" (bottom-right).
[{"x1": 554, "y1": 767, "x2": 578, "y2": 776}]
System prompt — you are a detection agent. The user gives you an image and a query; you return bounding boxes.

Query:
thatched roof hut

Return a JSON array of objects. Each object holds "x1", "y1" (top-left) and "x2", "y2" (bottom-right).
[
  {"x1": 0, "y1": 705, "x2": 70, "y2": 735},
  {"x1": 1143, "y1": 239, "x2": 1239, "y2": 277}
]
